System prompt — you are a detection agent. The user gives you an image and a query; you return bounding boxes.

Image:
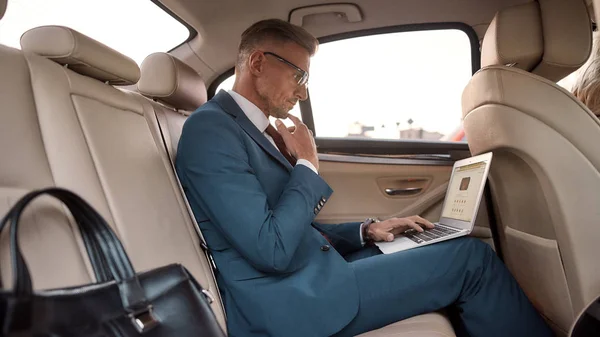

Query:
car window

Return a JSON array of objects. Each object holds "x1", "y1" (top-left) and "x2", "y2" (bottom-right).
[
  {"x1": 216, "y1": 75, "x2": 237, "y2": 94},
  {"x1": 0, "y1": 0, "x2": 191, "y2": 65},
  {"x1": 309, "y1": 29, "x2": 472, "y2": 142}
]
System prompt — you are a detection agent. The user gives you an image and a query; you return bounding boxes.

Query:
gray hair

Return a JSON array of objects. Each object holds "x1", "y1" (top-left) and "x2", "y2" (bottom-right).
[{"x1": 236, "y1": 19, "x2": 318, "y2": 70}]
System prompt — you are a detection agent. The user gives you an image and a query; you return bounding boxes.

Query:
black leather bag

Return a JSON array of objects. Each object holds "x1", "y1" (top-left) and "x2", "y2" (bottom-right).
[
  {"x1": 570, "y1": 296, "x2": 600, "y2": 337},
  {"x1": 0, "y1": 187, "x2": 227, "y2": 337}
]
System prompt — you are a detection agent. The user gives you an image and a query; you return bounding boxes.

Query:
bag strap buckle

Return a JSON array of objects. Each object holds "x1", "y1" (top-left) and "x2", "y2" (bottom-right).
[
  {"x1": 128, "y1": 305, "x2": 159, "y2": 333},
  {"x1": 202, "y1": 289, "x2": 215, "y2": 304}
]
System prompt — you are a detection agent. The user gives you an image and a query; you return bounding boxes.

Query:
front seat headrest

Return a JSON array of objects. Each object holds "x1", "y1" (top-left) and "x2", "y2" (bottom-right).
[
  {"x1": 137, "y1": 52, "x2": 207, "y2": 111},
  {"x1": 20, "y1": 26, "x2": 141, "y2": 85},
  {"x1": 482, "y1": 0, "x2": 592, "y2": 82}
]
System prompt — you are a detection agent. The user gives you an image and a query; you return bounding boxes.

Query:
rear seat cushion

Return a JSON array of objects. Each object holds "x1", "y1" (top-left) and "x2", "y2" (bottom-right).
[
  {"x1": 20, "y1": 26, "x2": 140, "y2": 85},
  {"x1": 358, "y1": 313, "x2": 455, "y2": 337},
  {"x1": 137, "y1": 52, "x2": 207, "y2": 111}
]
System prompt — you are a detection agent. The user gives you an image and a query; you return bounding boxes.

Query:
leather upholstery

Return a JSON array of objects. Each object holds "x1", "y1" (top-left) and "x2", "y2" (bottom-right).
[
  {"x1": 463, "y1": 0, "x2": 597, "y2": 334},
  {"x1": 357, "y1": 312, "x2": 455, "y2": 337},
  {"x1": 138, "y1": 52, "x2": 207, "y2": 111},
  {"x1": 0, "y1": 44, "x2": 96, "y2": 292},
  {"x1": 20, "y1": 26, "x2": 140, "y2": 85},
  {"x1": 0, "y1": 0, "x2": 6, "y2": 20},
  {"x1": 482, "y1": 0, "x2": 592, "y2": 82},
  {"x1": 0, "y1": 32, "x2": 227, "y2": 331}
]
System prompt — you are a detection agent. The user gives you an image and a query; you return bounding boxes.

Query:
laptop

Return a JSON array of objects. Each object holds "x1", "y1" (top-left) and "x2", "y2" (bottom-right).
[{"x1": 375, "y1": 152, "x2": 493, "y2": 254}]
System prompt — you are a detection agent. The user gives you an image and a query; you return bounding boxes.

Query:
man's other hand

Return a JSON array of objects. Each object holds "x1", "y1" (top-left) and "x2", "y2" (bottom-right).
[
  {"x1": 367, "y1": 216, "x2": 435, "y2": 242},
  {"x1": 275, "y1": 115, "x2": 319, "y2": 170}
]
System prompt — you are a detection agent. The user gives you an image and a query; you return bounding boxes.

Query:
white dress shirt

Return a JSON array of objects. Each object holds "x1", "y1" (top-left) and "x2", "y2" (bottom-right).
[
  {"x1": 227, "y1": 90, "x2": 318, "y2": 174},
  {"x1": 227, "y1": 90, "x2": 366, "y2": 244}
]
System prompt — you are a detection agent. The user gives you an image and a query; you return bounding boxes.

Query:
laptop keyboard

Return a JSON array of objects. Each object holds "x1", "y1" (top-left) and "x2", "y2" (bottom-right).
[{"x1": 403, "y1": 225, "x2": 461, "y2": 244}]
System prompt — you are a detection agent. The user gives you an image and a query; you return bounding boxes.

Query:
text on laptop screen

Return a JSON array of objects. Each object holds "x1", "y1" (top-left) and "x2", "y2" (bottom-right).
[{"x1": 441, "y1": 161, "x2": 487, "y2": 222}]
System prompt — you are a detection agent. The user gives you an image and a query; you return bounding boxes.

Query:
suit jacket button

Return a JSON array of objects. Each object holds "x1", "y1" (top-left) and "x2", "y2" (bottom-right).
[
  {"x1": 320, "y1": 245, "x2": 330, "y2": 251},
  {"x1": 314, "y1": 207, "x2": 319, "y2": 214}
]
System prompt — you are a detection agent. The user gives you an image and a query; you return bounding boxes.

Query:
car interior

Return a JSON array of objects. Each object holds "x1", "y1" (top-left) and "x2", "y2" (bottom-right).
[{"x1": 0, "y1": 0, "x2": 599, "y2": 336}]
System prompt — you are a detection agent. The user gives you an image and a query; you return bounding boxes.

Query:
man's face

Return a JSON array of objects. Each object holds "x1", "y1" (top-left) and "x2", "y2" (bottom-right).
[{"x1": 255, "y1": 42, "x2": 310, "y2": 119}]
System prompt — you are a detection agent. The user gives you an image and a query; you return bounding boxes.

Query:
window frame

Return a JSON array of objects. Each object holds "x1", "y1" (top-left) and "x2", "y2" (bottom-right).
[
  {"x1": 151, "y1": 0, "x2": 198, "y2": 52},
  {"x1": 209, "y1": 67, "x2": 236, "y2": 98},
  {"x1": 207, "y1": 22, "x2": 480, "y2": 157}
]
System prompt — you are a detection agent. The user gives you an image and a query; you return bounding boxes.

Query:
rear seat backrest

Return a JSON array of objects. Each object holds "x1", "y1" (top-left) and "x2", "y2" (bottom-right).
[
  {"x1": 0, "y1": 39, "x2": 97, "y2": 292},
  {"x1": 0, "y1": 25, "x2": 226, "y2": 329},
  {"x1": 137, "y1": 52, "x2": 207, "y2": 160}
]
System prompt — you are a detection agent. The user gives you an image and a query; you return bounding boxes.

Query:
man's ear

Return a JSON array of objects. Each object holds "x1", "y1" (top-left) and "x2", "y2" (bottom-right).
[{"x1": 248, "y1": 51, "x2": 265, "y2": 77}]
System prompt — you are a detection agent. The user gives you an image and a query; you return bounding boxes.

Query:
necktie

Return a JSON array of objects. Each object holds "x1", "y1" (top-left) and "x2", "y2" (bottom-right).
[
  {"x1": 265, "y1": 124, "x2": 331, "y2": 245},
  {"x1": 265, "y1": 124, "x2": 297, "y2": 166}
]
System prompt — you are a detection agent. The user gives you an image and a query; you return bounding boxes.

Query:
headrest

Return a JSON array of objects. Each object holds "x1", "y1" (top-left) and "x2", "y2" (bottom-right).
[
  {"x1": 20, "y1": 26, "x2": 140, "y2": 85},
  {"x1": 1, "y1": 0, "x2": 7, "y2": 20},
  {"x1": 137, "y1": 53, "x2": 207, "y2": 111},
  {"x1": 482, "y1": 0, "x2": 592, "y2": 82}
]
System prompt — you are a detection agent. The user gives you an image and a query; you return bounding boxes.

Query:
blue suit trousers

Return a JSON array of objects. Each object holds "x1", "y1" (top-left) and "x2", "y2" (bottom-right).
[{"x1": 335, "y1": 237, "x2": 553, "y2": 337}]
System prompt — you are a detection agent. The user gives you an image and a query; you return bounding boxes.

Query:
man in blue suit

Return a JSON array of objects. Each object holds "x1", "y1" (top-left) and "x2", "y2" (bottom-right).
[{"x1": 176, "y1": 19, "x2": 552, "y2": 337}]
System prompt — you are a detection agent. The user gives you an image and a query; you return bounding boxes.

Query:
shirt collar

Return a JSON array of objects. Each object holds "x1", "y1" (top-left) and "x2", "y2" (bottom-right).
[{"x1": 228, "y1": 90, "x2": 270, "y2": 133}]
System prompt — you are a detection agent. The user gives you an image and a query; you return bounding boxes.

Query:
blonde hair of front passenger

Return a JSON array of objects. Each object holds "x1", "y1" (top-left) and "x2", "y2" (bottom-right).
[{"x1": 572, "y1": 31, "x2": 600, "y2": 116}]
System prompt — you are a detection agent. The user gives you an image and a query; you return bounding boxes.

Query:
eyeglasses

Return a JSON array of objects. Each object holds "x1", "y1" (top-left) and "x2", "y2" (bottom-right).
[{"x1": 263, "y1": 51, "x2": 309, "y2": 86}]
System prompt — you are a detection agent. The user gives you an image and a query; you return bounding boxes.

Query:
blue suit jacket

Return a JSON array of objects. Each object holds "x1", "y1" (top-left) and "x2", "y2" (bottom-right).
[{"x1": 176, "y1": 91, "x2": 363, "y2": 337}]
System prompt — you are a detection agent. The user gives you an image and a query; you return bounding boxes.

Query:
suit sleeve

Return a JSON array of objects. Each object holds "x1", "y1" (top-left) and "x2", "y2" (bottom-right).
[
  {"x1": 176, "y1": 111, "x2": 333, "y2": 273},
  {"x1": 313, "y1": 222, "x2": 363, "y2": 255}
]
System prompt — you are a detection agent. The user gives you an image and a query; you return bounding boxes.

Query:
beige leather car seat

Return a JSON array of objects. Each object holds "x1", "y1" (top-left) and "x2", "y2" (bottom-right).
[
  {"x1": 462, "y1": 0, "x2": 597, "y2": 334},
  {"x1": 0, "y1": 23, "x2": 227, "y2": 329}
]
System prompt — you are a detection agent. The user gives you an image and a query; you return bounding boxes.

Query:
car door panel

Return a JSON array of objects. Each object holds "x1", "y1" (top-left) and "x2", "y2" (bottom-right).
[{"x1": 316, "y1": 155, "x2": 493, "y2": 246}]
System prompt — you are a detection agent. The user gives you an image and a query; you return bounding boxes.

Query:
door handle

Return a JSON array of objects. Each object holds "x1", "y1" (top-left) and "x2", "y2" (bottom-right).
[{"x1": 385, "y1": 187, "x2": 423, "y2": 196}]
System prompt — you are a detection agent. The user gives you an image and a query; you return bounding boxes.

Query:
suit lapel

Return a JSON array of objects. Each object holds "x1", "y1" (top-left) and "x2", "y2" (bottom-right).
[{"x1": 213, "y1": 90, "x2": 293, "y2": 172}]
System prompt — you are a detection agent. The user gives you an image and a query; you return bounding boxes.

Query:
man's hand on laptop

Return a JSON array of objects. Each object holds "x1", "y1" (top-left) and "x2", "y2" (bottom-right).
[{"x1": 367, "y1": 216, "x2": 435, "y2": 242}]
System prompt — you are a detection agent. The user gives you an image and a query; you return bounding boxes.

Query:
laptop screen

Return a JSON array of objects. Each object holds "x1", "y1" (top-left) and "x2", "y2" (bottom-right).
[{"x1": 441, "y1": 161, "x2": 488, "y2": 222}]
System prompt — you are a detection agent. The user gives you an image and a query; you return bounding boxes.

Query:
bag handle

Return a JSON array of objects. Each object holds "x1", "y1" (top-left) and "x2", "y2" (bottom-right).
[
  {"x1": 0, "y1": 195, "x2": 113, "y2": 288},
  {"x1": 0, "y1": 188, "x2": 157, "y2": 331},
  {"x1": 2, "y1": 188, "x2": 137, "y2": 292}
]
